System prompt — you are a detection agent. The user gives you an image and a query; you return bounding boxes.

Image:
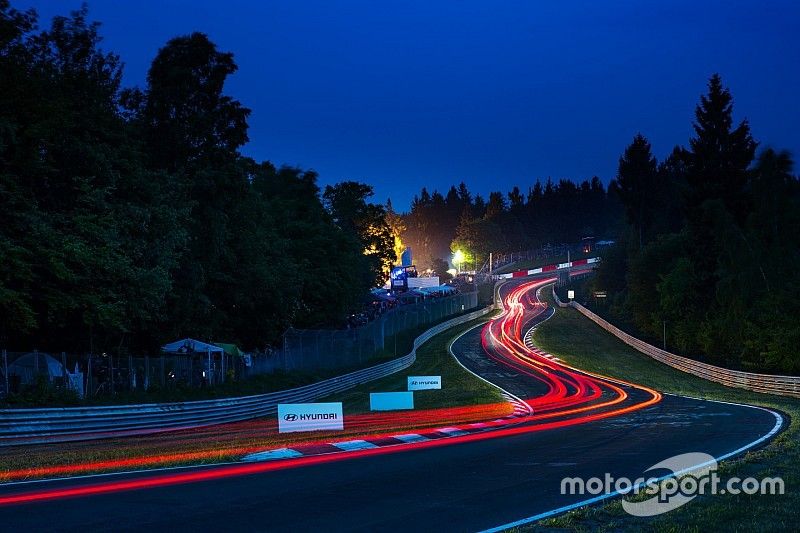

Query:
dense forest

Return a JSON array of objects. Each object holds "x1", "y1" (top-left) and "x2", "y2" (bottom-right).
[
  {"x1": 401, "y1": 178, "x2": 623, "y2": 272},
  {"x1": 594, "y1": 75, "x2": 800, "y2": 373},
  {"x1": 0, "y1": 3, "x2": 395, "y2": 353}
]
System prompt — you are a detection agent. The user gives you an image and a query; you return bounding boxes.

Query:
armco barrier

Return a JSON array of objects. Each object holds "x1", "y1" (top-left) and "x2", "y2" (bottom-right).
[
  {"x1": 0, "y1": 305, "x2": 497, "y2": 446},
  {"x1": 552, "y1": 286, "x2": 800, "y2": 398}
]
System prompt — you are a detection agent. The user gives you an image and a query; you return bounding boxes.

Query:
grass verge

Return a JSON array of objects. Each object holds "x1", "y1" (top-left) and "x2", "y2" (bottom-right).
[
  {"x1": 526, "y1": 291, "x2": 799, "y2": 532},
  {"x1": 327, "y1": 315, "x2": 504, "y2": 412}
]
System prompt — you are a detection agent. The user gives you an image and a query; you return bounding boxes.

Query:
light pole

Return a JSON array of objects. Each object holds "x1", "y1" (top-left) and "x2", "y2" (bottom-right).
[{"x1": 453, "y1": 250, "x2": 465, "y2": 274}]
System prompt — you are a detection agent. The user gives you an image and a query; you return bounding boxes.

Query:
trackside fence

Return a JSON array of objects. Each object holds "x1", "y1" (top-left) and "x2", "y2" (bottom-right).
[
  {"x1": 0, "y1": 303, "x2": 496, "y2": 446},
  {"x1": 552, "y1": 286, "x2": 800, "y2": 398},
  {"x1": 0, "y1": 292, "x2": 479, "y2": 401},
  {"x1": 280, "y1": 291, "x2": 478, "y2": 372}
]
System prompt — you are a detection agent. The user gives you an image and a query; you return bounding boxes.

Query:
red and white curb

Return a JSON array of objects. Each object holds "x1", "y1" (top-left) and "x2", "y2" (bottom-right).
[
  {"x1": 494, "y1": 257, "x2": 600, "y2": 280},
  {"x1": 242, "y1": 394, "x2": 531, "y2": 463},
  {"x1": 522, "y1": 316, "x2": 560, "y2": 361}
]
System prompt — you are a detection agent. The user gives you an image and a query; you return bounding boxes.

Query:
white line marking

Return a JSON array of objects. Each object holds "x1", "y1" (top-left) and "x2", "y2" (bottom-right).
[
  {"x1": 438, "y1": 427, "x2": 470, "y2": 437},
  {"x1": 330, "y1": 440, "x2": 379, "y2": 452},
  {"x1": 392, "y1": 433, "x2": 429, "y2": 443},
  {"x1": 241, "y1": 448, "x2": 304, "y2": 462}
]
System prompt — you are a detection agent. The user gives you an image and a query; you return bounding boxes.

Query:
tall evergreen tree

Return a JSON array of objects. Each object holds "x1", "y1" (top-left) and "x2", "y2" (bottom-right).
[
  {"x1": 686, "y1": 74, "x2": 756, "y2": 220},
  {"x1": 615, "y1": 134, "x2": 658, "y2": 248}
]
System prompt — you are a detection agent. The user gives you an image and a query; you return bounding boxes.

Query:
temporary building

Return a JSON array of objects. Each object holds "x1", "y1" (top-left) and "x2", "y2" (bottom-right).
[
  {"x1": 161, "y1": 338, "x2": 225, "y2": 385},
  {"x1": 161, "y1": 338, "x2": 224, "y2": 355},
  {"x1": 7, "y1": 352, "x2": 66, "y2": 385}
]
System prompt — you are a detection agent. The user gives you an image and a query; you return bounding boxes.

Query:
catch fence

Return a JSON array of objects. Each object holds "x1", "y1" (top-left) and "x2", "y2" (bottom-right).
[{"x1": 1, "y1": 291, "x2": 479, "y2": 401}]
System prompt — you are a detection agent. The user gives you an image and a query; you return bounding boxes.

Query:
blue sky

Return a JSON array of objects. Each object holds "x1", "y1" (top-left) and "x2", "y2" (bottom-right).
[{"x1": 19, "y1": 0, "x2": 800, "y2": 210}]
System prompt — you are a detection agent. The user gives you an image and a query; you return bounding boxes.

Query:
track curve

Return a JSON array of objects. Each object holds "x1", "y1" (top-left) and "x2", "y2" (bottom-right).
[{"x1": 0, "y1": 277, "x2": 783, "y2": 531}]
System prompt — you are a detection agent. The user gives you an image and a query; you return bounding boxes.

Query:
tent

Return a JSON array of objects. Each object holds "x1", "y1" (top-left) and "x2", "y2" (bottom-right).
[
  {"x1": 161, "y1": 338, "x2": 225, "y2": 385},
  {"x1": 7, "y1": 352, "x2": 66, "y2": 385},
  {"x1": 370, "y1": 288, "x2": 396, "y2": 302},
  {"x1": 161, "y1": 338, "x2": 223, "y2": 354},
  {"x1": 213, "y1": 342, "x2": 245, "y2": 358},
  {"x1": 418, "y1": 285, "x2": 457, "y2": 296},
  {"x1": 6, "y1": 353, "x2": 83, "y2": 396}
]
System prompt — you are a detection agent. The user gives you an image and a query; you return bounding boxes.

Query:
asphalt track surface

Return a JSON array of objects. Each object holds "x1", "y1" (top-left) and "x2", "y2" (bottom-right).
[{"x1": 0, "y1": 280, "x2": 783, "y2": 532}]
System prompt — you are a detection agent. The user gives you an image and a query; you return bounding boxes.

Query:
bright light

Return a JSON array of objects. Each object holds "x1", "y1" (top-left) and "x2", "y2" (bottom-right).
[
  {"x1": 446, "y1": 268, "x2": 457, "y2": 277},
  {"x1": 453, "y1": 249, "x2": 465, "y2": 264}
]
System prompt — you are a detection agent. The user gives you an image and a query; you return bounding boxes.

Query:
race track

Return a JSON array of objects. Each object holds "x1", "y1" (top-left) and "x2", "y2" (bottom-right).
[{"x1": 0, "y1": 278, "x2": 783, "y2": 532}]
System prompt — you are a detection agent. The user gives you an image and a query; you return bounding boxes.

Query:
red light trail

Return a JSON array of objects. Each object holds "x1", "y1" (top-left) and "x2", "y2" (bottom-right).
[{"x1": 0, "y1": 276, "x2": 661, "y2": 505}]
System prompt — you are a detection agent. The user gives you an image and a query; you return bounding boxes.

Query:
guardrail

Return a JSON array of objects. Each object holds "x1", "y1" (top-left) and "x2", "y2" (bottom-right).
[
  {"x1": 0, "y1": 305, "x2": 497, "y2": 446},
  {"x1": 552, "y1": 286, "x2": 800, "y2": 398}
]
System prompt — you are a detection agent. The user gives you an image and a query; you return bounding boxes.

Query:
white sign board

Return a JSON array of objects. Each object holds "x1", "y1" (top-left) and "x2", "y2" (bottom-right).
[
  {"x1": 567, "y1": 290, "x2": 575, "y2": 300},
  {"x1": 277, "y1": 402, "x2": 344, "y2": 433},
  {"x1": 407, "y1": 376, "x2": 442, "y2": 390}
]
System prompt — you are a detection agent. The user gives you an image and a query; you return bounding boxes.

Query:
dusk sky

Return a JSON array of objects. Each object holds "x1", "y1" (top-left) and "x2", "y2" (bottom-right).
[{"x1": 20, "y1": 0, "x2": 800, "y2": 210}]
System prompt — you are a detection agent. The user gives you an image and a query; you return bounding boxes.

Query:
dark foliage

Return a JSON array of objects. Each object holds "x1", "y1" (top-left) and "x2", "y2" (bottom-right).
[
  {"x1": 0, "y1": 3, "x2": 380, "y2": 352},
  {"x1": 596, "y1": 75, "x2": 800, "y2": 373}
]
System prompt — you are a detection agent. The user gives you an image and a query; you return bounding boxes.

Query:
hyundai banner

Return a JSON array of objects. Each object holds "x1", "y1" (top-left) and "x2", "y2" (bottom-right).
[
  {"x1": 277, "y1": 402, "x2": 344, "y2": 433},
  {"x1": 407, "y1": 376, "x2": 442, "y2": 390}
]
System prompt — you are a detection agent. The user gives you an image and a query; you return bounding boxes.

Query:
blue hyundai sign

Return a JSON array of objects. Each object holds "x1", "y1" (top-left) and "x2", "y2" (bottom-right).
[{"x1": 369, "y1": 391, "x2": 414, "y2": 411}]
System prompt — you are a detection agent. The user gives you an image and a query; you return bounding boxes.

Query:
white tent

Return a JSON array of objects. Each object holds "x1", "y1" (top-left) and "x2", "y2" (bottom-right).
[
  {"x1": 7, "y1": 352, "x2": 66, "y2": 384},
  {"x1": 161, "y1": 338, "x2": 223, "y2": 354},
  {"x1": 161, "y1": 339, "x2": 225, "y2": 385}
]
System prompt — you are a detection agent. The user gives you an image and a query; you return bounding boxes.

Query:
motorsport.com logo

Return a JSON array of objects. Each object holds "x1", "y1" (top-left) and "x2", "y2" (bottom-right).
[{"x1": 283, "y1": 412, "x2": 339, "y2": 422}]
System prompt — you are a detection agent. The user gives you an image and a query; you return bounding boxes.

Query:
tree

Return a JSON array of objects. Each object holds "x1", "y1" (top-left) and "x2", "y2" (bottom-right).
[
  {"x1": 138, "y1": 32, "x2": 253, "y2": 342},
  {"x1": 686, "y1": 74, "x2": 756, "y2": 220},
  {"x1": 384, "y1": 198, "x2": 406, "y2": 265},
  {"x1": 683, "y1": 74, "x2": 757, "y2": 313},
  {"x1": 0, "y1": 4, "x2": 186, "y2": 352},
  {"x1": 323, "y1": 181, "x2": 394, "y2": 284},
  {"x1": 485, "y1": 191, "x2": 506, "y2": 219},
  {"x1": 615, "y1": 134, "x2": 658, "y2": 248}
]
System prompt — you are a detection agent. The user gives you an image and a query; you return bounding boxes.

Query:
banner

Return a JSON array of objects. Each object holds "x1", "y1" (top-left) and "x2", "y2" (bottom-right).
[
  {"x1": 370, "y1": 392, "x2": 414, "y2": 411},
  {"x1": 407, "y1": 376, "x2": 442, "y2": 390},
  {"x1": 277, "y1": 402, "x2": 344, "y2": 433}
]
